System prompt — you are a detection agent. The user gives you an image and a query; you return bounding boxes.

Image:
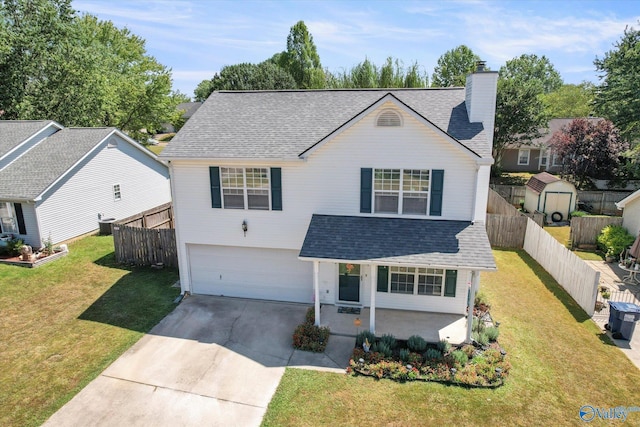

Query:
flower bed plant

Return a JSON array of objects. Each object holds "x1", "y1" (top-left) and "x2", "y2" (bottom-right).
[
  {"x1": 347, "y1": 308, "x2": 510, "y2": 388},
  {"x1": 292, "y1": 307, "x2": 330, "y2": 352}
]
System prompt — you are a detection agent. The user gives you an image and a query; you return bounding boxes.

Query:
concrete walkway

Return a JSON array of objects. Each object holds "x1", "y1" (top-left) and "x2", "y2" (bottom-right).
[
  {"x1": 43, "y1": 296, "x2": 354, "y2": 427},
  {"x1": 587, "y1": 260, "x2": 640, "y2": 369}
]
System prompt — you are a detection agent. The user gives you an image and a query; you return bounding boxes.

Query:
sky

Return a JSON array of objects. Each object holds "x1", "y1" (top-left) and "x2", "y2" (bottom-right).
[{"x1": 74, "y1": 0, "x2": 640, "y2": 98}]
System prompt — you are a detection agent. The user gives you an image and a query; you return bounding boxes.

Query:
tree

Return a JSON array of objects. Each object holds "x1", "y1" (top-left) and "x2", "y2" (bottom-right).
[
  {"x1": 549, "y1": 118, "x2": 628, "y2": 188},
  {"x1": 278, "y1": 21, "x2": 325, "y2": 89},
  {"x1": 325, "y1": 57, "x2": 427, "y2": 89},
  {"x1": 541, "y1": 82, "x2": 595, "y2": 118},
  {"x1": 493, "y1": 77, "x2": 549, "y2": 170},
  {"x1": 499, "y1": 54, "x2": 563, "y2": 94},
  {"x1": 0, "y1": 1, "x2": 179, "y2": 141},
  {"x1": 594, "y1": 25, "x2": 640, "y2": 142},
  {"x1": 193, "y1": 62, "x2": 296, "y2": 100},
  {"x1": 431, "y1": 45, "x2": 480, "y2": 87}
]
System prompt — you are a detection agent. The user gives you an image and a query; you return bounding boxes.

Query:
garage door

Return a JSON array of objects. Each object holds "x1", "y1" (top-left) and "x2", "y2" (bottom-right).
[{"x1": 188, "y1": 244, "x2": 313, "y2": 303}]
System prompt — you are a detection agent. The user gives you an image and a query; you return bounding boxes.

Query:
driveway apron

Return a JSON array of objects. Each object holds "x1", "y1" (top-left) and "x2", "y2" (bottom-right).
[{"x1": 43, "y1": 296, "x2": 311, "y2": 427}]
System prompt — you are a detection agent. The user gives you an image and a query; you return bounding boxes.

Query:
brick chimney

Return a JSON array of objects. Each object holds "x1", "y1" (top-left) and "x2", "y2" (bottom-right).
[{"x1": 465, "y1": 61, "x2": 498, "y2": 148}]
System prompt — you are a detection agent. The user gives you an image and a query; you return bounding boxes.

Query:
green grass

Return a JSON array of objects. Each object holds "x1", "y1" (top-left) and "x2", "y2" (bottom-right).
[
  {"x1": 147, "y1": 144, "x2": 165, "y2": 155},
  {"x1": 263, "y1": 249, "x2": 640, "y2": 427},
  {"x1": 491, "y1": 172, "x2": 536, "y2": 186},
  {"x1": 0, "y1": 236, "x2": 179, "y2": 427},
  {"x1": 544, "y1": 225, "x2": 570, "y2": 246}
]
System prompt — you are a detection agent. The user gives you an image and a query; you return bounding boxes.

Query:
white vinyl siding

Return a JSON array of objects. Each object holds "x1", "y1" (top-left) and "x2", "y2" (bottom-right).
[{"x1": 36, "y1": 134, "x2": 171, "y2": 244}]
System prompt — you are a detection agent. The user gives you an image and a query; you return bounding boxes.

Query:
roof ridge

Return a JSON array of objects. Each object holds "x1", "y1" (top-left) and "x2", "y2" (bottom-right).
[{"x1": 216, "y1": 87, "x2": 464, "y2": 94}]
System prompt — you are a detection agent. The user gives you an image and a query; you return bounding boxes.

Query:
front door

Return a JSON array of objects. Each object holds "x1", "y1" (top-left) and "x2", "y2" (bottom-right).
[{"x1": 338, "y1": 263, "x2": 360, "y2": 302}]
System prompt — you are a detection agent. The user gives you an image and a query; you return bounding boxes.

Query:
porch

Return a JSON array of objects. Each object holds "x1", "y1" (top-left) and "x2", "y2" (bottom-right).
[{"x1": 319, "y1": 304, "x2": 468, "y2": 344}]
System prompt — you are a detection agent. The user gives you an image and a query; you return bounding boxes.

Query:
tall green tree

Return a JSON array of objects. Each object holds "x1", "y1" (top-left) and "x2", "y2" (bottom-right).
[
  {"x1": 431, "y1": 45, "x2": 480, "y2": 87},
  {"x1": 541, "y1": 82, "x2": 595, "y2": 118},
  {"x1": 0, "y1": 0, "x2": 178, "y2": 141},
  {"x1": 278, "y1": 21, "x2": 324, "y2": 89},
  {"x1": 499, "y1": 53, "x2": 563, "y2": 94},
  {"x1": 594, "y1": 25, "x2": 640, "y2": 142},
  {"x1": 326, "y1": 57, "x2": 427, "y2": 89},
  {"x1": 193, "y1": 62, "x2": 296, "y2": 101}
]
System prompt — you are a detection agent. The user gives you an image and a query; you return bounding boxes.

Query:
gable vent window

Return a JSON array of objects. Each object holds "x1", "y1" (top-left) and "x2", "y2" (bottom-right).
[
  {"x1": 376, "y1": 110, "x2": 402, "y2": 127},
  {"x1": 107, "y1": 138, "x2": 118, "y2": 148}
]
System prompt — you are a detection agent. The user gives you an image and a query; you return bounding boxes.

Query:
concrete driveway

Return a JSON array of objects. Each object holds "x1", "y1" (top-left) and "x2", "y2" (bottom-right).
[{"x1": 43, "y1": 296, "x2": 353, "y2": 427}]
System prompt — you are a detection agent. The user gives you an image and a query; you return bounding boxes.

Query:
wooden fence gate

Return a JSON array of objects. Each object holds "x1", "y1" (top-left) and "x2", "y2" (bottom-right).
[{"x1": 112, "y1": 224, "x2": 178, "y2": 267}]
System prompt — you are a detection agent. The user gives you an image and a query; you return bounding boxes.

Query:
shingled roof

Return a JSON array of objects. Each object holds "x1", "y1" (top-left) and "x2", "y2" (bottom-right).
[
  {"x1": 161, "y1": 88, "x2": 491, "y2": 160},
  {"x1": 299, "y1": 214, "x2": 496, "y2": 270},
  {"x1": 0, "y1": 120, "x2": 57, "y2": 158},
  {"x1": 526, "y1": 172, "x2": 561, "y2": 194},
  {"x1": 0, "y1": 127, "x2": 115, "y2": 200}
]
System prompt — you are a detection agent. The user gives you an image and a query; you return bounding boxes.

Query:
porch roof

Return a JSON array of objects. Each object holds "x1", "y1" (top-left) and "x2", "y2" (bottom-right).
[{"x1": 299, "y1": 214, "x2": 496, "y2": 270}]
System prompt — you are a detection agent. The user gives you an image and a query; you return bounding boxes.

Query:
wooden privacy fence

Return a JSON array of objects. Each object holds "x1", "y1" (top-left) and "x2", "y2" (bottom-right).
[
  {"x1": 490, "y1": 185, "x2": 526, "y2": 206},
  {"x1": 486, "y1": 214, "x2": 527, "y2": 248},
  {"x1": 112, "y1": 224, "x2": 178, "y2": 267},
  {"x1": 117, "y1": 202, "x2": 173, "y2": 229},
  {"x1": 570, "y1": 216, "x2": 623, "y2": 249},
  {"x1": 523, "y1": 218, "x2": 599, "y2": 316},
  {"x1": 488, "y1": 188, "x2": 520, "y2": 216}
]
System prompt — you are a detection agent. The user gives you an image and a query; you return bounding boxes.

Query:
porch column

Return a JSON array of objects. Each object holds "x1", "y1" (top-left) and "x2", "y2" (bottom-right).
[
  {"x1": 370, "y1": 263, "x2": 377, "y2": 334},
  {"x1": 466, "y1": 270, "x2": 480, "y2": 343},
  {"x1": 314, "y1": 260, "x2": 320, "y2": 326}
]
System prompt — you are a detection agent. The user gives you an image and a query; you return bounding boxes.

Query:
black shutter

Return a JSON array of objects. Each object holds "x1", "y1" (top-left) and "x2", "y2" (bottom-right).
[
  {"x1": 429, "y1": 169, "x2": 444, "y2": 216},
  {"x1": 209, "y1": 167, "x2": 222, "y2": 208},
  {"x1": 377, "y1": 265, "x2": 389, "y2": 292},
  {"x1": 360, "y1": 168, "x2": 372, "y2": 213},
  {"x1": 270, "y1": 167, "x2": 282, "y2": 211},
  {"x1": 14, "y1": 203, "x2": 26, "y2": 235},
  {"x1": 444, "y1": 270, "x2": 457, "y2": 297}
]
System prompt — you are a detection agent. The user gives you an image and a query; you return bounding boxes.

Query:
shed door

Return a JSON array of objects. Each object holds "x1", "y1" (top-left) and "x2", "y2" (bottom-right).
[{"x1": 544, "y1": 192, "x2": 572, "y2": 219}]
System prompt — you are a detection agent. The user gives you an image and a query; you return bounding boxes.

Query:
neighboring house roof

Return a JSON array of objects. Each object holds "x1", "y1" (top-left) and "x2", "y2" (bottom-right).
[
  {"x1": 177, "y1": 102, "x2": 202, "y2": 119},
  {"x1": 616, "y1": 189, "x2": 640, "y2": 209},
  {"x1": 0, "y1": 127, "x2": 117, "y2": 200},
  {"x1": 508, "y1": 117, "x2": 603, "y2": 149},
  {"x1": 526, "y1": 172, "x2": 561, "y2": 194},
  {"x1": 0, "y1": 120, "x2": 58, "y2": 158},
  {"x1": 299, "y1": 214, "x2": 497, "y2": 270},
  {"x1": 161, "y1": 89, "x2": 490, "y2": 160}
]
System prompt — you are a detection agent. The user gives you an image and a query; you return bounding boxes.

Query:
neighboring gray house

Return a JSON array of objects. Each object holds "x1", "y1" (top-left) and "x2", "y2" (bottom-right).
[
  {"x1": 500, "y1": 118, "x2": 602, "y2": 173},
  {"x1": 0, "y1": 120, "x2": 171, "y2": 246}
]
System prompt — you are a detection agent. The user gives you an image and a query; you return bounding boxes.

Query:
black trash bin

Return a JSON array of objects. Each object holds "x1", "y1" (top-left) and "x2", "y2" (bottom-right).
[{"x1": 608, "y1": 302, "x2": 640, "y2": 340}]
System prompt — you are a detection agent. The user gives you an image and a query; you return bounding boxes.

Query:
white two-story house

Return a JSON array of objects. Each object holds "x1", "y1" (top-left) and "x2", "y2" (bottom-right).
[{"x1": 161, "y1": 65, "x2": 498, "y2": 342}]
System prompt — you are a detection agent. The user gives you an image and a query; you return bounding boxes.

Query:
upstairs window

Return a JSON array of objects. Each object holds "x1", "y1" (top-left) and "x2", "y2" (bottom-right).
[
  {"x1": 221, "y1": 167, "x2": 270, "y2": 210},
  {"x1": 376, "y1": 109, "x2": 402, "y2": 127},
  {"x1": 373, "y1": 169, "x2": 430, "y2": 215}
]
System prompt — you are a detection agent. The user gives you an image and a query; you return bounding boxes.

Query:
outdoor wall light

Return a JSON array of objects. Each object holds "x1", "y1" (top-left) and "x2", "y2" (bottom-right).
[{"x1": 242, "y1": 220, "x2": 248, "y2": 236}]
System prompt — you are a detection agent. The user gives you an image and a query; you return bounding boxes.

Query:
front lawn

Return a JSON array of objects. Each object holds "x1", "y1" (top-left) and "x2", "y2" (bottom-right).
[
  {"x1": 0, "y1": 236, "x2": 179, "y2": 427},
  {"x1": 263, "y1": 249, "x2": 640, "y2": 426}
]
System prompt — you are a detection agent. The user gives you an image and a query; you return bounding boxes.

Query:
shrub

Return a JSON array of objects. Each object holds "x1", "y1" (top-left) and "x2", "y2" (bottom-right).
[
  {"x1": 372, "y1": 342, "x2": 393, "y2": 358},
  {"x1": 423, "y1": 348, "x2": 442, "y2": 361},
  {"x1": 356, "y1": 330, "x2": 376, "y2": 347},
  {"x1": 570, "y1": 210, "x2": 589, "y2": 218},
  {"x1": 450, "y1": 350, "x2": 468, "y2": 367},
  {"x1": 42, "y1": 235, "x2": 54, "y2": 256},
  {"x1": 474, "y1": 292, "x2": 490, "y2": 309},
  {"x1": 292, "y1": 322, "x2": 330, "y2": 352},
  {"x1": 407, "y1": 335, "x2": 427, "y2": 352},
  {"x1": 597, "y1": 225, "x2": 635, "y2": 259},
  {"x1": 304, "y1": 307, "x2": 315, "y2": 324},
  {"x1": 473, "y1": 317, "x2": 486, "y2": 333},
  {"x1": 472, "y1": 331, "x2": 489, "y2": 346},
  {"x1": 461, "y1": 344, "x2": 476, "y2": 358},
  {"x1": 379, "y1": 334, "x2": 397, "y2": 349},
  {"x1": 437, "y1": 339, "x2": 451, "y2": 354},
  {"x1": 485, "y1": 326, "x2": 500, "y2": 342},
  {"x1": 399, "y1": 348, "x2": 410, "y2": 362},
  {"x1": 8, "y1": 238, "x2": 24, "y2": 257}
]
